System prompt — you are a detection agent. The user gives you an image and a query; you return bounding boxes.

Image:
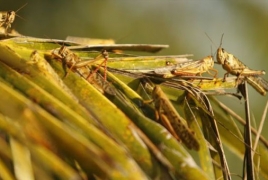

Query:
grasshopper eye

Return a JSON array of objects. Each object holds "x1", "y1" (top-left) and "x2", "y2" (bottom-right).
[
  {"x1": 222, "y1": 48, "x2": 225, "y2": 53},
  {"x1": 166, "y1": 61, "x2": 171, "y2": 65}
]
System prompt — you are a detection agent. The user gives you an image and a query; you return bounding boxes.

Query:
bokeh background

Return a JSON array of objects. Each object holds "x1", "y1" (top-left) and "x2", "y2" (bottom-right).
[{"x1": 1, "y1": 1, "x2": 268, "y2": 179}]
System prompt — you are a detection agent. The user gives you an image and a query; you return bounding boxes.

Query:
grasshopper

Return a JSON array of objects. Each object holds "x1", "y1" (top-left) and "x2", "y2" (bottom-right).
[
  {"x1": 172, "y1": 55, "x2": 217, "y2": 78},
  {"x1": 144, "y1": 83, "x2": 200, "y2": 151},
  {"x1": 216, "y1": 35, "x2": 268, "y2": 95},
  {"x1": 152, "y1": 55, "x2": 217, "y2": 79},
  {"x1": 51, "y1": 44, "x2": 115, "y2": 95},
  {"x1": 51, "y1": 45, "x2": 109, "y2": 80},
  {"x1": 0, "y1": 3, "x2": 27, "y2": 34}
]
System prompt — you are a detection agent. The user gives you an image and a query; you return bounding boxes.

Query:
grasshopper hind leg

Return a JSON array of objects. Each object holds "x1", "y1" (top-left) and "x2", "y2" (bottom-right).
[
  {"x1": 159, "y1": 113, "x2": 181, "y2": 142},
  {"x1": 86, "y1": 50, "x2": 109, "y2": 81}
]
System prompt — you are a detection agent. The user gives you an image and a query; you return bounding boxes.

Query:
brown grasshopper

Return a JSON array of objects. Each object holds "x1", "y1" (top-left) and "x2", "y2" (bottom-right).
[
  {"x1": 50, "y1": 44, "x2": 115, "y2": 95},
  {"x1": 216, "y1": 35, "x2": 268, "y2": 95},
  {"x1": 143, "y1": 83, "x2": 200, "y2": 151},
  {"x1": 51, "y1": 45, "x2": 109, "y2": 80},
  {"x1": 0, "y1": 3, "x2": 27, "y2": 34}
]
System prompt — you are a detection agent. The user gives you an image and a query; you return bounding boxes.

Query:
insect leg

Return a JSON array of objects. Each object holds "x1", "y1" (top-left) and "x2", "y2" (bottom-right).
[
  {"x1": 86, "y1": 60, "x2": 106, "y2": 80},
  {"x1": 86, "y1": 50, "x2": 109, "y2": 81},
  {"x1": 159, "y1": 113, "x2": 181, "y2": 142},
  {"x1": 0, "y1": 22, "x2": 4, "y2": 28},
  {"x1": 223, "y1": 72, "x2": 230, "y2": 82},
  {"x1": 63, "y1": 62, "x2": 76, "y2": 78},
  {"x1": 208, "y1": 68, "x2": 218, "y2": 78}
]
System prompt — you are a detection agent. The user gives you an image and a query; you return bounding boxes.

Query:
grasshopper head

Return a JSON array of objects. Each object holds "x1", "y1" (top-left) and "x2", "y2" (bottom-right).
[
  {"x1": 141, "y1": 77, "x2": 155, "y2": 97},
  {"x1": 58, "y1": 46, "x2": 70, "y2": 58},
  {"x1": 101, "y1": 49, "x2": 109, "y2": 59},
  {"x1": 152, "y1": 86, "x2": 161, "y2": 99},
  {"x1": 7, "y1": 11, "x2": 15, "y2": 24},
  {"x1": 216, "y1": 47, "x2": 226, "y2": 65}
]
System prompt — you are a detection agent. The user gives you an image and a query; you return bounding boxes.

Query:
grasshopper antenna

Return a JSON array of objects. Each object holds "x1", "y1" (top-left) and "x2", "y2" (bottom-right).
[
  {"x1": 115, "y1": 29, "x2": 136, "y2": 43},
  {"x1": 15, "y1": 14, "x2": 26, "y2": 22},
  {"x1": 44, "y1": 34, "x2": 66, "y2": 47},
  {"x1": 205, "y1": 33, "x2": 218, "y2": 62},
  {"x1": 210, "y1": 45, "x2": 214, "y2": 57},
  {"x1": 219, "y1": 33, "x2": 224, "y2": 48},
  {"x1": 14, "y1": 3, "x2": 28, "y2": 21},
  {"x1": 205, "y1": 32, "x2": 225, "y2": 50},
  {"x1": 205, "y1": 32, "x2": 217, "y2": 48},
  {"x1": 15, "y1": 3, "x2": 28, "y2": 13}
]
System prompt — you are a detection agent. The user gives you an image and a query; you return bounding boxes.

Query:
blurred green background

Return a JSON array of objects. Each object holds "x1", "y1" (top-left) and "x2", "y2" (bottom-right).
[{"x1": 1, "y1": 1, "x2": 268, "y2": 179}]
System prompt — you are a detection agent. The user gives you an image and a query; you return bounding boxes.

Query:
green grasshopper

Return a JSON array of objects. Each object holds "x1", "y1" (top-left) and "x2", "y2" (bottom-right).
[
  {"x1": 172, "y1": 55, "x2": 217, "y2": 78},
  {"x1": 0, "y1": 3, "x2": 27, "y2": 34},
  {"x1": 216, "y1": 35, "x2": 268, "y2": 95},
  {"x1": 143, "y1": 82, "x2": 200, "y2": 151}
]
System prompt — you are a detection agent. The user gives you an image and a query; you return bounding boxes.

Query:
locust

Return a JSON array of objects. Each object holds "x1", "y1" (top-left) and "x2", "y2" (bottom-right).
[
  {"x1": 171, "y1": 55, "x2": 217, "y2": 78},
  {"x1": 216, "y1": 35, "x2": 268, "y2": 95},
  {"x1": 52, "y1": 45, "x2": 109, "y2": 80},
  {"x1": 144, "y1": 83, "x2": 200, "y2": 151},
  {"x1": 152, "y1": 55, "x2": 217, "y2": 79},
  {"x1": 0, "y1": 3, "x2": 27, "y2": 34},
  {"x1": 51, "y1": 45, "x2": 115, "y2": 95}
]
